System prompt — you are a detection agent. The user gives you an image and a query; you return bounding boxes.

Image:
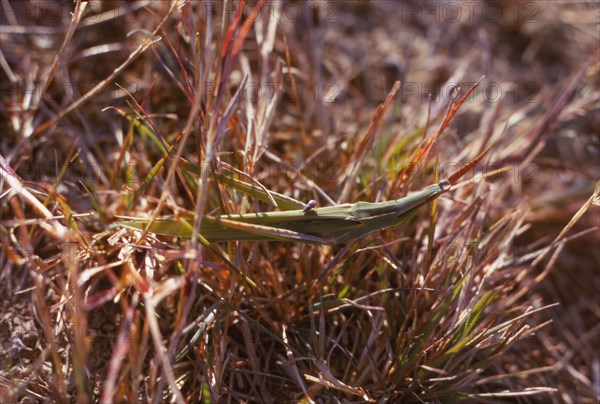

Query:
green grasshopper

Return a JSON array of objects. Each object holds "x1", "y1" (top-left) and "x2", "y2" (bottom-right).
[
  {"x1": 120, "y1": 142, "x2": 493, "y2": 245},
  {"x1": 120, "y1": 181, "x2": 451, "y2": 245}
]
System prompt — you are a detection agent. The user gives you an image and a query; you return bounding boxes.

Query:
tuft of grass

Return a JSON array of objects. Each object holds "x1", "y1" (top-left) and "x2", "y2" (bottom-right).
[{"x1": 1, "y1": 1, "x2": 598, "y2": 403}]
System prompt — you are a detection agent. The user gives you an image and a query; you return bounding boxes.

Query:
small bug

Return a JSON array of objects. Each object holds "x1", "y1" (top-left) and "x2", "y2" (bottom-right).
[{"x1": 302, "y1": 199, "x2": 317, "y2": 213}]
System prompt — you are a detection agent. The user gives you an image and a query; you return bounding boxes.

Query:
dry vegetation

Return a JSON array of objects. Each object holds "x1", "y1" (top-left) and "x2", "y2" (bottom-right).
[{"x1": 1, "y1": 1, "x2": 599, "y2": 403}]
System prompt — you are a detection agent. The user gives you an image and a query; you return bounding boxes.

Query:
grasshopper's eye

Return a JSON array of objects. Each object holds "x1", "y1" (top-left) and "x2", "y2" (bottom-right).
[{"x1": 303, "y1": 199, "x2": 317, "y2": 213}]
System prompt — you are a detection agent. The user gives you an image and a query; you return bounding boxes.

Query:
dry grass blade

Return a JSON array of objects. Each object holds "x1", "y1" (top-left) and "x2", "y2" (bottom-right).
[
  {"x1": 339, "y1": 81, "x2": 401, "y2": 202},
  {"x1": 100, "y1": 293, "x2": 139, "y2": 403},
  {"x1": 31, "y1": 3, "x2": 180, "y2": 137},
  {"x1": 38, "y1": 1, "x2": 87, "y2": 108},
  {"x1": 0, "y1": 155, "x2": 68, "y2": 239}
]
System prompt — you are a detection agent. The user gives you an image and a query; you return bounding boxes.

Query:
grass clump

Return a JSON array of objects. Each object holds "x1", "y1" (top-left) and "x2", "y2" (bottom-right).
[{"x1": 1, "y1": 1, "x2": 598, "y2": 403}]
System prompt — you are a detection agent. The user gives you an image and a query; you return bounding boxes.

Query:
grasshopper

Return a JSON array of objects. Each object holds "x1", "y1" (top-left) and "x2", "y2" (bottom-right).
[
  {"x1": 120, "y1": 141, "x2": 493, "y2": 245},
  {"x1": 120, "y1": 181, "x2": 451, "y2": 245}
]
